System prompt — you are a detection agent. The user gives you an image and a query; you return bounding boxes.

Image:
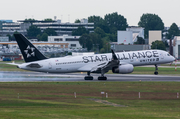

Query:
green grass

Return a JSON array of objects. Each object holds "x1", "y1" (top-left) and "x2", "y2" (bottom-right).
[
  {"x1": 0, "y1": 82, "x2": 179, "y2": 118},
  {"x1": 0, "y1": 61, "x2": 27, "y2": 72},
  {"x1": 106, "y1": 66, "x2": 180, "y2": 75},
  {"x1": 132, "y1": 67, "x2": 180, "y2": 75}
]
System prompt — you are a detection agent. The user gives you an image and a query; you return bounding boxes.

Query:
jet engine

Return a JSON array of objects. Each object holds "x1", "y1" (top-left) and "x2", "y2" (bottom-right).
[{"x1": 112, "y1": 64, "x2": 134, "y2": 74}]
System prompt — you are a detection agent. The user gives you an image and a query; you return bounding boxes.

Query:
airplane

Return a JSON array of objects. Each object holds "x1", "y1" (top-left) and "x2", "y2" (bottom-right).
[{"x1": 12, "y1": 33, "x2": 175, "y2": 80}]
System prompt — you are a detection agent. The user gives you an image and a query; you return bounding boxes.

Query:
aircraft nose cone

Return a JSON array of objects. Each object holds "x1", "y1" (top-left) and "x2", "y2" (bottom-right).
[{"x1": 172, "y1": 56, "x2": 176, "y2": 61}]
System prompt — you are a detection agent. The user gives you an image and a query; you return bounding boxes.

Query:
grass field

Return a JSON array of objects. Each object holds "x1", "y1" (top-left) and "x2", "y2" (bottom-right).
[
  {"x1": 132, "y1": 67, "x2": 180, "y2": 75},
  {"x1": 0, "y1": 61, "x2": 180, "y2": 118},
  {"x1": 0, "y1": 82, "x2": 179, "y2": 119}
]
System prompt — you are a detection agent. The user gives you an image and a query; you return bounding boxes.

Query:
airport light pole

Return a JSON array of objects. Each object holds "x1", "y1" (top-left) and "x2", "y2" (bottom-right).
[
  {"x1": 96, "y1": 44, "x2": 99, "y2": 54},
  {"x1": 169, "y1": 36, "x2": 173, "y2": 56}
]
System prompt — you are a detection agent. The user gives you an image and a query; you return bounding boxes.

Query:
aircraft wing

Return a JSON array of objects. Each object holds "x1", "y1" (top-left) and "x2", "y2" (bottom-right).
[{"x1": 78, "y1": 50, "x2": 120, "y2": 73}]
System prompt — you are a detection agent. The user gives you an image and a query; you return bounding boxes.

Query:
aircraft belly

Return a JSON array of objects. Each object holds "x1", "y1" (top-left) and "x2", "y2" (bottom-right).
[{"x1": 53, "y1": 64, "x2": 83, "y2": 73}]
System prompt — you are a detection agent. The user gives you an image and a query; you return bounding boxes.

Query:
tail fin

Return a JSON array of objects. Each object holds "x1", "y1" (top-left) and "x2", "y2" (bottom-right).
[{"x1": 14, "y1": 33, "x2": 47, "y2": 63}]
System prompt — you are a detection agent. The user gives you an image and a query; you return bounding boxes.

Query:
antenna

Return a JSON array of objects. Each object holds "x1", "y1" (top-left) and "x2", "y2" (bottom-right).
[
  {"x1": 61, "y1": 15, "x2": 63, "y2": 22},
  {"x1": 54, "y1": 16, "x2": 57, "y2": 21},
  {"x1": 68, "y1": 14, "x2": 70, "y2": 22}
]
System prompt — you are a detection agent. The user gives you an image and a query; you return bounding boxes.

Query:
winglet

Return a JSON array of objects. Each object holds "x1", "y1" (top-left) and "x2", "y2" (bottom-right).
[{"x1": 111, "y1": 49, "x2": 118, "y2": 60}]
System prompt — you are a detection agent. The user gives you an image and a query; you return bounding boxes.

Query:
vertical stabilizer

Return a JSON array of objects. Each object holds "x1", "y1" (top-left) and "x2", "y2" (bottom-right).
[{"x1": 14, "y1": 33, "x2": 47, "y2": 62}]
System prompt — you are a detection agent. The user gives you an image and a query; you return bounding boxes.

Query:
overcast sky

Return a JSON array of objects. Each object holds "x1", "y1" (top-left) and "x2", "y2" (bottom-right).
[{"x1": 1, "y1": 0, "x2": 179, "y2": 26}]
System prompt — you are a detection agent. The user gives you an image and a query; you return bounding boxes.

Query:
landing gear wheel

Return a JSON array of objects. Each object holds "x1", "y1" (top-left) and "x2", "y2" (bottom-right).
[
  {"x1": 154, "y1": 64, "x2": 158, "y2": 75},
  {"x1": 98, "y1": 76, "x2": 107, "y2": 80},
  {"x1": 84, "y1": 76, "x2": 93, "y2": 80},
  {"x1": 154, "y1": 71, "x2": 158, "y2": 75}
]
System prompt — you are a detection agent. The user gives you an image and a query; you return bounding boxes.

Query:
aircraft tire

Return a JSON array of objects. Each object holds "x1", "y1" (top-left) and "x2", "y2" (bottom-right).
[
  {"x1": 98, "y1": 76, "x2": 107, "y2": 80},
  {"x1": 154, "y1": 71, "x2": 158, "y2": 75},
  {"x1": 84, "y1": 76, "x2": 93, "y2": 80}
]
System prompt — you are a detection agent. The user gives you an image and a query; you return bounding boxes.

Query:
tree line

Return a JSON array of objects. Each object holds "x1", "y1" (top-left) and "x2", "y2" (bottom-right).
[
  {"x1": 73, "y1": 13, "x2": 180, "y2": 52},
  {"x1": 4, "y1": 13, "x2": 180, "y2": 52}
]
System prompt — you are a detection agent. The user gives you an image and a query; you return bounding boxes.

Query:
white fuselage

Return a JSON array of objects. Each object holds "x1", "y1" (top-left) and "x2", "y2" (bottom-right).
[{"x1": 18, "y1": 50, "x2": 175, "y2": 73}]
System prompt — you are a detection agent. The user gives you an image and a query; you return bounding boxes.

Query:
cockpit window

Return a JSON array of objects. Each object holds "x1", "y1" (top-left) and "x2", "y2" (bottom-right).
[{"x1": 167, "y1": 53, "x2": 170, "y2": 56}]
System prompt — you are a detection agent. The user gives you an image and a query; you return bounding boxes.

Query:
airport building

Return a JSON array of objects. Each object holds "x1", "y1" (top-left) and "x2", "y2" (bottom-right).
[
  {"x1": 110, "y1": 42, "x2": 149, "y2": 52},
  {"x1": 0, "y1": 37, "x2": 9, "y2": 42},
  {"x1": 117, "y1": 26, "x2": 144, "y2": 44},
  {"x1": 148, "y1": 31, "x2": 162, "y2": 45},
  {"x1": 114, "y1": 26, "x2": 148, "y2": 51},
  {"x1": 48, "y1": 35, "x2": 82, "y2": 48},
  {"x1": 0, "y1": 18, "x2": 94, "y2": 36},
  {"x1": 173, "y1": 36, "x2": 180, "y2": 59}
]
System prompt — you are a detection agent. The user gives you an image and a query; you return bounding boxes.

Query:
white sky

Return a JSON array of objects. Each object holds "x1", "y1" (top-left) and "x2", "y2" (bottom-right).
[{"x1": 0, "y1": 0, "x2": 179, "y2": 26}]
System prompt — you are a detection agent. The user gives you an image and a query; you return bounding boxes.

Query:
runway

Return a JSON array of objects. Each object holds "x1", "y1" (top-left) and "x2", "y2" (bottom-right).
[{"x1": 0, "y1": 71, "x2": 180, "y2": 82}]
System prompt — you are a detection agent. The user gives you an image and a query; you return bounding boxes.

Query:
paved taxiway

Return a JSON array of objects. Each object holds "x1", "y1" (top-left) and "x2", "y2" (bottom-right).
[{"x1": 0, "y1": 71, "x2": 180, "y2": 82}]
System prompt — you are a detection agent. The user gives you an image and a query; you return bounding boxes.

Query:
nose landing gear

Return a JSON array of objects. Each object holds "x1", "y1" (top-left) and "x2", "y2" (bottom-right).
[{"x1": 154, "y1": 64, "x2": 158, "y2": 75}]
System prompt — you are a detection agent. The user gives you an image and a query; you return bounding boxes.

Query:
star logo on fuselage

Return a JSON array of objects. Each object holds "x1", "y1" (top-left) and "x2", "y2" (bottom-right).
[{"x1": 24, "y1": 45, "x2": 35, "y2": 58}]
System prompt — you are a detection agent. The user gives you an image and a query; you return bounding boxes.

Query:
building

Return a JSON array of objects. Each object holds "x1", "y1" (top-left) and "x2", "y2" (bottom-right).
[
  {"x1": 0, "y1": 18, "x2": 94, "y2": 36},
  {"x1": 110, "y1": 42, "x2": 149, "y2": 52},
  {"x1": 117, "y1": 26, "x2": 144, "y2": 44},
  {"x1": 0, "y1": 37, "x2": 9, "y2": 42},
  {"x1": 48, "y1": 35, "x2": 82, "y2": 48},
  {"x1": 149, "y1": 31, "x2": 162, "y2": 45},
  {"x1": 117, "y1": 31, "x2": 133, "y2": 44},
  {"x1": 173, "y1": 36, "x2": 180, "y2": 59},
  {"x1": 0, "y1": 20, "x2": 13, "y2": 23},
  {"x1": 126, "y1": 26, "x2": 144, "y2": 42}
]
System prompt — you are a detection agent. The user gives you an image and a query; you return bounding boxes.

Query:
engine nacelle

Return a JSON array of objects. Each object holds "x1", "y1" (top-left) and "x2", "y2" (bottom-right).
[{"x1": 112, "y1": 64, "x2": 134, "y2": 74}]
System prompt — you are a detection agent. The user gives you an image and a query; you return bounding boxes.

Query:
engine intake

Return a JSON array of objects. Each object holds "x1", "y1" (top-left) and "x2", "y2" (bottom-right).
[{"x1": 112, "y1": 64, "x2": 134, "y2": 74}]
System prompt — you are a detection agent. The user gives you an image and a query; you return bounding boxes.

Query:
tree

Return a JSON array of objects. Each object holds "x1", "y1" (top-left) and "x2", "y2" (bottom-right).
[
  {"x1": 72, "y1": 26, "x2": 89, "y2": 36},
  {"x1": 9, "y1": 31, "x2": 19, "y2": 41},
  {"x1": 79, "y1": 34, "x2": 92, "y2": 51},
  {"x1": 167, "y1": 23, "x2": 180, "y2": 39},
  {"x1": 134, "y1": 36, "x2": 145, "y2": 44},
  {"x1": 39, "y1": 33, "x2": 48, "y2": 41},
  {"x1": 151, "y1": 40, "x2": 166, "y2": 50},
  {"x1": 138, "y1": 13, "x2": 164, "y2": 38},
  {"x1": 101, "y1": 37, "x2": 110, "y2": 53},
  {"x1": 44, "y1": 18, "x2": 53, "y2": 21},
  {"x1": 106, "y1": 33, "x2": 117, "y2": 42},
  {"x1": 27, "y1": 25, "x2": 41, "y2": 39},
  {"x1": 94, "y1": 27, "x2": 105, "y2": 38},
  {"x1": 24, "y1": 18, "x2": 36, "y2": 22},
  {"x1": 88, "y1": 15, "x2": 110, "y2": 33},
  {"x1": 75, "y1": 19, "x2": 81, "y2": 23},
  {"x1": 100, "y1": 48, "x2": 105, "y2": 53},
  {"x1": 43, "y1": 28, "x2": 57, "y2": 36},
  {"x1": 104, "y1": 12, "x2": 128, "y2": 34},
  {"x1": 89, "y1": 33, "x2": 103, "y2": 51},
  {"x1": 88, "y1": 15, "x2": 104, "y2": 28}
]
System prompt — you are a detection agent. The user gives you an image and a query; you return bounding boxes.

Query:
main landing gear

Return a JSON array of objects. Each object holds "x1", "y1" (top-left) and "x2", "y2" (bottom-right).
[
  {"x1": 84, "y1": 71, "x2": 107, "y2": 80},
  {"x1": 154, "y1": 64, "x2": 158, "y2": 75},
  {"x1": 84, "y1": 71, "x2": 93, "y2": 80},
  {"x1": 98, "y1": 76, "x2": 107, "y2": 80},
  {"x1": 98, "y1": 70, "x2": 107, "y2": 80}
]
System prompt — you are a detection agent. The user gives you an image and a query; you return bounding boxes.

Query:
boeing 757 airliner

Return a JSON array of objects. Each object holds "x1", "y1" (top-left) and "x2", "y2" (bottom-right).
[{"x1": 13, "y1": 34, "x2": 175, "y2": 80}]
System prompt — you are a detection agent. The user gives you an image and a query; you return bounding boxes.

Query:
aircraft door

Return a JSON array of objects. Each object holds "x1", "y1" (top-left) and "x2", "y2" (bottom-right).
[
  {"x1": 160, "y1": 52, "x2": 164, "y2": 59},
  {"x1": 48, "y1": 62, "x2": 52, "y2": 69}
]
